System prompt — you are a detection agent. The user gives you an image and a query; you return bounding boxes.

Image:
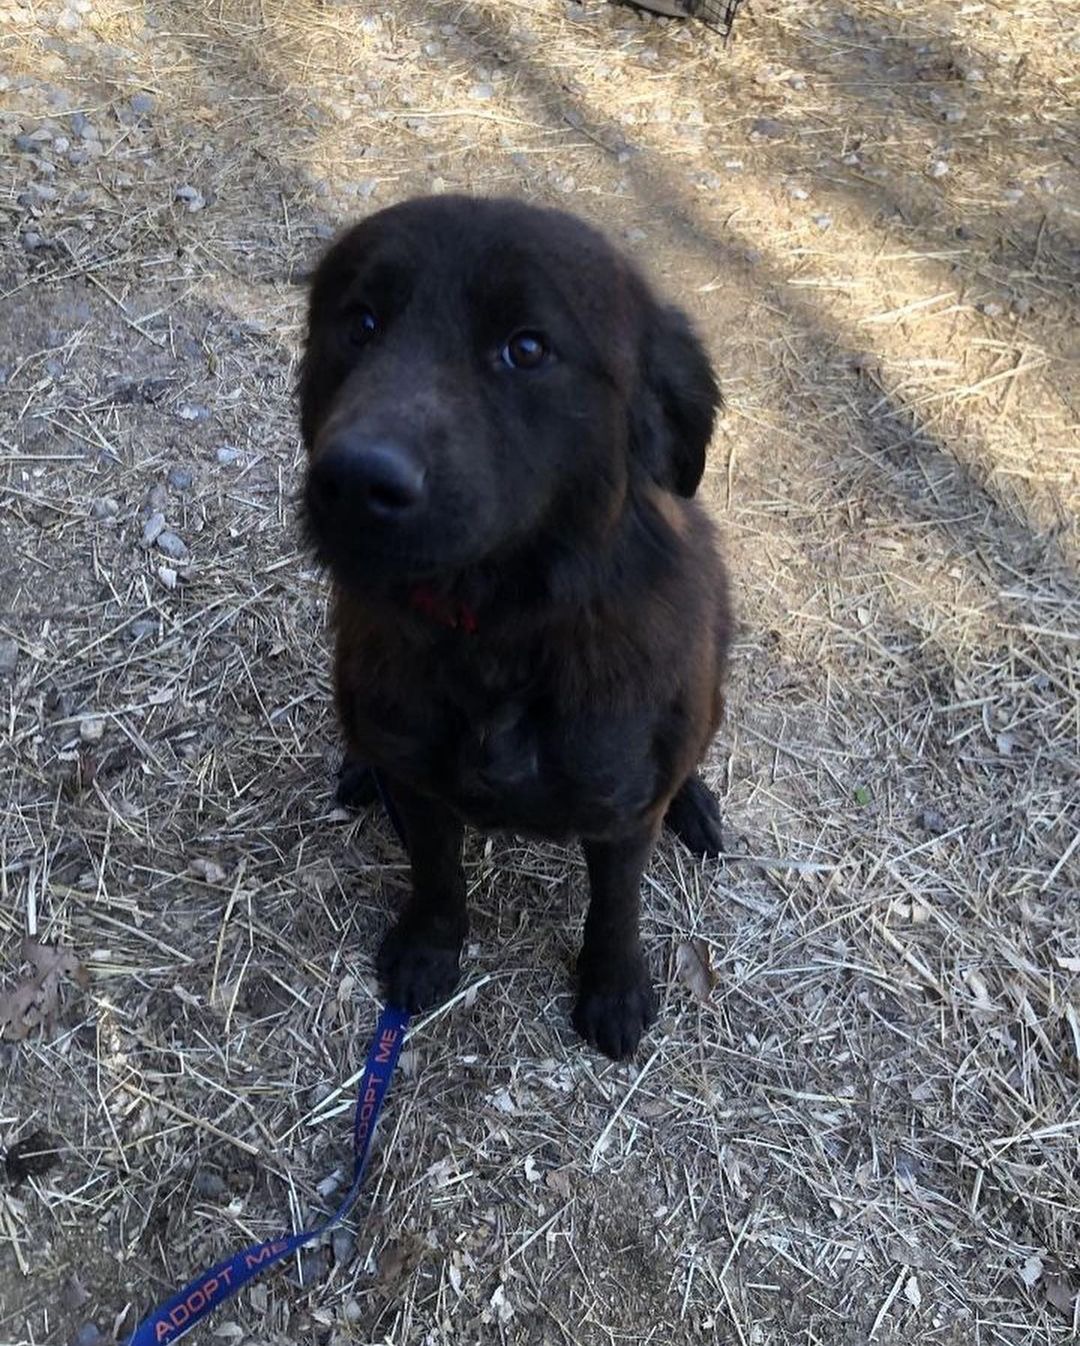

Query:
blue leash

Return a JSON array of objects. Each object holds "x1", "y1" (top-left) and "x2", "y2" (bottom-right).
[
  {"x1": 123, "y1": 1005, "x2": 408, "y2": 1345},
  {"x1": 124, "y1": 774, "x2": 410, "y2": 1345}
]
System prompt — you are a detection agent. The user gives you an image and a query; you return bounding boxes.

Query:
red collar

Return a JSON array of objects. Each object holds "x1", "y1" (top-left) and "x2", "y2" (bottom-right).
[{"x1": 408, "y1": 584, "x2": 479, "y2": 635}]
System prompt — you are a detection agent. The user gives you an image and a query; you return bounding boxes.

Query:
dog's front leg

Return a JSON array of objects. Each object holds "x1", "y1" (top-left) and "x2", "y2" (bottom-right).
[
  {"x1": 376, "y1": 777, "x2": 467, "y2": 1012},
  {"x1": 574, "y1": 826, "x2": 660, "y2": 1060}
]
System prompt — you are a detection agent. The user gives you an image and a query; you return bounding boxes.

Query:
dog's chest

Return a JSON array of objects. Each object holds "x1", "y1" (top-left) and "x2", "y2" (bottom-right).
[
  {"x1": 445, "y1": 696, "x2": 656, "y2": 838},
  {"x1": 351, "y1": 666, "x2": 658, "y2": 839}
]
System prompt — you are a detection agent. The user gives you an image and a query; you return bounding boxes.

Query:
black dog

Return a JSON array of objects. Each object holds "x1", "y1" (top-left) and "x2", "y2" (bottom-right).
[{"x1": 300, "y1": 195, "x2": 731, "y2": 1059}]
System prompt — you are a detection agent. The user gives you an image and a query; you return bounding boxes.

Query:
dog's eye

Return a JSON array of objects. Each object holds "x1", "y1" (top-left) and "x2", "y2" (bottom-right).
[
  {"x1": 500, "y1": 331, "x2": 549, "y2": 371},
  {"x1": 346, "y1": 306, "x2": 379, "y2": 348}
]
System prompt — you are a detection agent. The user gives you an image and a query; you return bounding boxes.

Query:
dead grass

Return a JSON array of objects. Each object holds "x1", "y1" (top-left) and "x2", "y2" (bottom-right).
[{"x1": 1, "y1": 0, "x2": 1078, "y2": 1342}]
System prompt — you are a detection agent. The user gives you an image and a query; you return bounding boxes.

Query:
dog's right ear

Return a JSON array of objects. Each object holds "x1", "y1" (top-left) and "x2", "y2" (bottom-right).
[
  {"x1": 298, "y1": 255, "x2": 335, "y2": 453},
  {"x1": 298, "y1": 235, "x2": 356, "y2": 453},
  {"x1": 630, "y1": 303, "x2": 721, "y2": 498}
]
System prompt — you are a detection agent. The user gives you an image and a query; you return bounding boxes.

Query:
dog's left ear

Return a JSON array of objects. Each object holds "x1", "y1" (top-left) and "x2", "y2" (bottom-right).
[{"x1": 631, "y1": 304, "x2": 721, "y2": 498}]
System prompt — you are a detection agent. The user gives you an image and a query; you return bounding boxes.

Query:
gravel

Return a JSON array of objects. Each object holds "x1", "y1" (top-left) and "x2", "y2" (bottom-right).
[
  {"x1": 155, "y1": 530, "x2": 189, "y2": 560},
  {"x1": 141, "y1": 511, "x2": 165, "y2": 546}
]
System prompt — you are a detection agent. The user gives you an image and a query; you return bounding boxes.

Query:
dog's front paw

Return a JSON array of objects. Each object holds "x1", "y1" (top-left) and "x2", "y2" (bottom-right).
[
  {"x1": 665, "y1": 774, "x2": 723, "y2": 857},
  {"x1": 573, "y1": 955, "x2": 658, "y2": 1060},
  {"x1": 336, "y1": 757, "x2": 378, "y2": 809},
  {"x1": 377, "y1": 917, "x2": 462, "y2": 1013}
]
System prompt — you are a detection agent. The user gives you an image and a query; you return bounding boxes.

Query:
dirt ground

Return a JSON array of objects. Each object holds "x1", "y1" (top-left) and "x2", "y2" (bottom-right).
[{"x1": 1, "y1": 1, "x2": 1078, "y2": 1343}]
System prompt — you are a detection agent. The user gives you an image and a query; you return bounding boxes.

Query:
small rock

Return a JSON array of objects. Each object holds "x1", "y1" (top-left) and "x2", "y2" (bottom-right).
[
  {"x1": 67, "y1": 148, "x2": 89, "y2": 166},
  {"x1": 215, "y1": 445, "x2": 239, "y2": 465},
  {"x1": 69, "y1": 111, "x2": 96, "y2": 138},
  {"x1": 916, "y1": 807, "x2": 947, "y2": 834},
  {"x1": 788, "y1": 185, "x2": 809, "y2": 201},
  {"x1": 130, "y1": 618, "x2": 158, "y2": 641},
  {"x1": 52, "y1": 135, "x2": 69, "y2": 153},
  {"x1": 176, "y1": 404, "x2": 208, "y2": 422},
  {"x1": 0, "y1": 639, "x2": 18, "y2": 676},
  {"x1": 331, "y1": 1227, "x2": 355, "y2": 1265},
  {"x1": 70, "y1": 1325, "x2": 102, "y2": 1346},
  {"x1": 21, "y1": 231, "x2": 45, "y2": 252},
  {"x1": 751, "y1": 117, "x2": 786, "y2": 139},
  {"x1": 1001, "y1": 186, "x2": 1024, "y2": 203},
  {"x1": 343, "y1": 1300, "x2": 363, "y2": 1324},
  {"x1": 174, "y1": 184, "x2": 206, "y2": 212},
  {"x1": 812, "y1": 213, "x2": 833, "y2": 231},
  {"x1": 316, "y1": 1170, "x2": 343, "y2": 1199},
  {"x1": 142, "y1": 511, "x2": 165, "y2": 546},
  {"x1": 91, "y1": 497, "x2": 119, "y2": 520},
  {"x1": 79, "y1": 716, "x2": 105, "y2": 744},
  {"x1": 942, "y1": 106, "x2": 967, "y2": 124},
  {"x1": 192, "y1": 1170, "x2": 228, "y2": 1200},
  {"x1": 59, "y1": 1274, "x2": 91, "y2": 1313},
  {"x1": 978, "y1": 301, "x2": 1004, "y2": 318},
  {"x1": 470, "y1": 83, "x2": 494, "y2": 100},
  {"x1": 1012, "y1": 296, "x2": 1031, "y2": 316},
  {"x1": 166, "y1": 465, "x2": 193, "y2": 491},
  {"x1": 155, "y1": 531, "x2": 189, "y2": 561},
  {"x1": 189, "y1": 857, "x2": 227, "y2": 884},
  {"x1": 129, "y1": 92, "x2": 155, "y2": 116},
  {"x1": 292, "y1": 1247, "x2": 327, "y2": 1287},
  {"x1": 928, "y1": 159, "x2": 950, "y2": 178}
]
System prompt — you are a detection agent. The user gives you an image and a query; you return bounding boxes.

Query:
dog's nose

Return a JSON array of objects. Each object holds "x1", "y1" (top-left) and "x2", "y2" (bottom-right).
[{"x1": 310, "y1": 439, "x2": 427, "y2": 520}]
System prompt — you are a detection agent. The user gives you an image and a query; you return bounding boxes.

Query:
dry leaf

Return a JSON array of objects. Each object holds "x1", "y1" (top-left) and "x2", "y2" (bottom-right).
[
  {"x1": 1045, "y1": 1273, "x2": 1077, "y2": 1317},
  {"x1": 59, "y1": 1273, "x2": 92, "y2": 1313},
  {"x1": 545, "y1": 1166, "x2": 573, "y2": 1199},
  {"x1": 1055, "y1": 956, "x2": 1080, "y2": 973},
  {"x1": 189, "y1": 857, "x2": 227, "y2": 884},
  {"x1": 486, "y1": 1087, "x2": 516, "y2": 1115},
  {"x1": 1018, "y1": 1254, "x2": 1043, "y2": 1289},
  {"x1": 377, "y1": 1234, "x2": 424, "y2": 1284},
  {"x1": 904, "y1": 1275, "x2": 922, "y2": 1309},
  {"x1": 488, "y1": 1283, "x2": 515, "y2": 1326},
  {"x1": 0, "y1": 942, "x2": 89, "y2": 1042},
  {"x1": 964, "y1": 968, "x2": 996, "y2": 1009},
  {"x1": 676, "y1": 939, "x2": 716, "y2": 1003}
]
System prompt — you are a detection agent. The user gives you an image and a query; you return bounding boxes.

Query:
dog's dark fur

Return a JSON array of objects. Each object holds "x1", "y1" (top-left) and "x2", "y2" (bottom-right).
[{"x1": 300, "y1": 195, "x2": 731, "y2": 1059}]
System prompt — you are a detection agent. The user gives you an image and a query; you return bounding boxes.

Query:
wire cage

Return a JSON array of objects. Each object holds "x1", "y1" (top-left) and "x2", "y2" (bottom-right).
[{"x1": 625, "y1": 0, "x2": 747, "y2": 37}]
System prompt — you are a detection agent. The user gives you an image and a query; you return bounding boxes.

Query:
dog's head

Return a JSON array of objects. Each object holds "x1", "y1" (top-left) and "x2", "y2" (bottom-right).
[{"x1": 300, "y1": 195, "x2": 719, "y2": 591}]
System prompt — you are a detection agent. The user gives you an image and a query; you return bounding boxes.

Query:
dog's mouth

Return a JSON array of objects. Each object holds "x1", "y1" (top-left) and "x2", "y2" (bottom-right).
[{"x1": 299, "y1": 481, "x2": 483, "y2": 586}]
